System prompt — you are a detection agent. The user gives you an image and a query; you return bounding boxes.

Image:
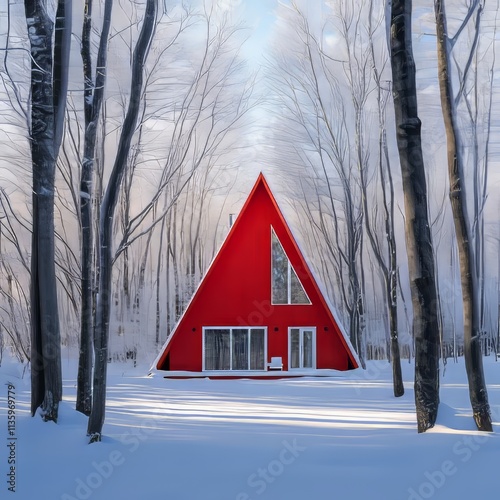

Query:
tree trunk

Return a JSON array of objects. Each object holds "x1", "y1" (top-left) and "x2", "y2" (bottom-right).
[
  {"x1": 88, "y1": 0, "x2": 157, "y2": 442},
  {"x1": 387, "y1": 271, "x2": 404, "y2": 396},
  {"x1": 368, "y1": 0, "x2": 404, "y2": 396},
  {"x1": 389, "y1": 0, "x2": 440, "y2": 432},
  {"x1": 76, "y1": 0, "x2": 113, "y2": 416},
  {"x1": 155, "y1": 216, "x2": 166, "y2": 347},
  {"x1": 433, "y1": 0, "x2": 492, "y2": 431},
  {"x1": 25, "y1": 0, "x2": 70, "y2": 423}
]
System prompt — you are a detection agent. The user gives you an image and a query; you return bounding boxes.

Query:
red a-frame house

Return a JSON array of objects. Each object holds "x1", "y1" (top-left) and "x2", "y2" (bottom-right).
[{"x1": 154, "y1": 173, "x2": 359, "y2": 377}]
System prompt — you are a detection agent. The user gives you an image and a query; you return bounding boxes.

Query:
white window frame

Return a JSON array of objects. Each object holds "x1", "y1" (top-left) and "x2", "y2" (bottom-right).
[
  {"x1": 288, "y1": 327, "x2": 317, "y2": 369},
  {"x1": 271, "y1": 227, "x2": 311, "y2": 305},
  {"x1": 202, "y1": 327, "x2": 268, "y2": 371}
]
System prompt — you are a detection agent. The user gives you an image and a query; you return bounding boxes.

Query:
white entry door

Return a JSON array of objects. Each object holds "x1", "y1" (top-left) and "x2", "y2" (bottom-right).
[{"x1": 289, "y1": 327, "x2": 316, "y2": 369}]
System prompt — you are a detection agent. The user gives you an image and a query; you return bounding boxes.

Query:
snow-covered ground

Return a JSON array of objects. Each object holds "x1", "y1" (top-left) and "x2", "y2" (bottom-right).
[{"x1": 0, "y1": 354, "x2": 499, "y2": 500}]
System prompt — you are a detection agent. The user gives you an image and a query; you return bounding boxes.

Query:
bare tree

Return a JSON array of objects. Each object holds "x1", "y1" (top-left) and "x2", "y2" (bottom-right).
[
  {"x1": 389, "y1": 0, "x2": 440, "y2": 432},
  {"x1": 102, "y1": 8, "x2": 256, "y2": 358},
  {"x1": 267, "y1": 4, "x2": 366, "y2": 366},
  {"x1": 361, "y1": 0, "x2": 403, "y2": 396},
  {"x1": 75, "y1": 0, "x2": 114, "y2": 417},
  {"x1": 455, "y1": 0, "x2": 498, "y2": 356},
  {"x1": 25, "y1": 0, "x2": 71, "y2": 422},
  {"x1": 433, "y1": 0, "x2": 492, "y2": 431},
  {"x1": 0, "y1": 193, "x2": 31, "y2": 363},
  {"x1": 87, "y1": 0, "x2": 157, "y2": 442}
]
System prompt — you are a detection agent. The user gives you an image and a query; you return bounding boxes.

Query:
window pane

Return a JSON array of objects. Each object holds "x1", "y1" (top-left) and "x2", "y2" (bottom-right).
[
  {"x1": 250, "y1": 329, "x2": 265, "y2": 370},
  {"x1": 290, "y1": 328, "x2": 300, "y2": 369},
  {"x1": 205, "y1": 329, "x2": 230, "y2": 370},
  {"x1": 272, "y1": 231, "x2": 288, "y2": 304},
  {"x1": 232, "y1": 329, "x2": 249, "y2": 370},
  {"x1": 290, "y1": 267, "x2": 309, "y2": 304},
  {"x1": 303, "y1": 330, "x2": 313, "y2": 368}
]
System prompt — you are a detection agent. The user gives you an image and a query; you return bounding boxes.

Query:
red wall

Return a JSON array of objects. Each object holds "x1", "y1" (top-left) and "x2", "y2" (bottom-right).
[{"x1": 157, "y1": 177, "x2": 355, "y2": 372}]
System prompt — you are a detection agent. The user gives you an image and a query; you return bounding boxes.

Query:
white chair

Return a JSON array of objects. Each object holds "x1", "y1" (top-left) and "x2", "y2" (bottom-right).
[{"x1": 267, "y1": 357, "x2": 283, "y2": 370}]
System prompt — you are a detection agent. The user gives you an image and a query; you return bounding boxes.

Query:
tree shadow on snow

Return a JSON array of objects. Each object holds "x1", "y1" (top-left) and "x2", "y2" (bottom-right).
[{"x1": 434, "y1": 402, "x2": 479, "y2": 432}]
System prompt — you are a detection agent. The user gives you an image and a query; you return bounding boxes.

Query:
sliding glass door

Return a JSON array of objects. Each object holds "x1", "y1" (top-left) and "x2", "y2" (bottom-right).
[{"x1": 204, "y1": 327, "x2": 266, "y2": 370}]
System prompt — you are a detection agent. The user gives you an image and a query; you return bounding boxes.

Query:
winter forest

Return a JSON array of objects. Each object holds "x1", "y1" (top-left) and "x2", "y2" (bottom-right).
[{"x1": 1, "y1": 0, "x2": 500, "y2": 478}]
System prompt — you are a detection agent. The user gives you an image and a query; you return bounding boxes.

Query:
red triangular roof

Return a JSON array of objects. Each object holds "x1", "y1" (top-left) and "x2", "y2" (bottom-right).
[{"x1": 153, "y1": 173, "x2": 359, "y2": 371}]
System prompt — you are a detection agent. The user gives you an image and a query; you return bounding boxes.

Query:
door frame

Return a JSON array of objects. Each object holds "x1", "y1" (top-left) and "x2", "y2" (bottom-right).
[{"x1": 288, "y1": 327, "x2": 316, "y2": 369}]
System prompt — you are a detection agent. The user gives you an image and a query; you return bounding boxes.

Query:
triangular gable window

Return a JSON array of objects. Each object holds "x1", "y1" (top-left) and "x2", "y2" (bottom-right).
[{"x1": 271, "y1": 228, "x2": 311, "y2": 304}]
